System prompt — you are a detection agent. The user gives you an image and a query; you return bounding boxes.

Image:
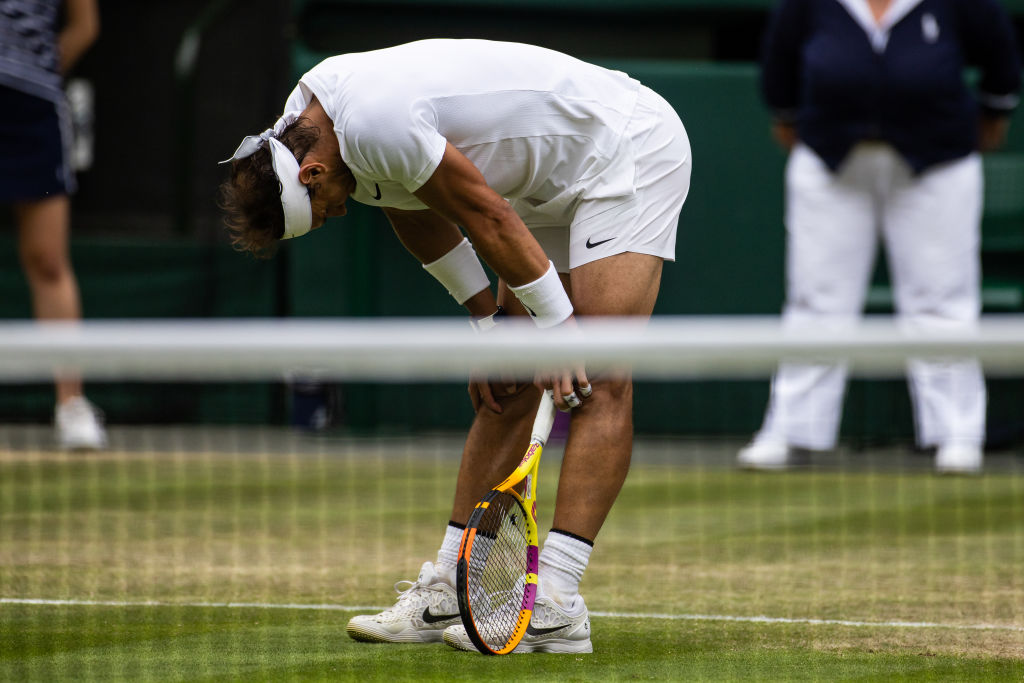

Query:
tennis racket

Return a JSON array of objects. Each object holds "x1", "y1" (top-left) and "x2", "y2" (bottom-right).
[{"x1": 455, "y1": 389, "x2": 557, "y2": 655}]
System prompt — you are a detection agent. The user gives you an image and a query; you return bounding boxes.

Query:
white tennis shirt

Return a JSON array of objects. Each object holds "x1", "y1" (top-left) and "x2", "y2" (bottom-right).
[{"x1": 283, "y1": 39, "x2": 642, "y2": 220}]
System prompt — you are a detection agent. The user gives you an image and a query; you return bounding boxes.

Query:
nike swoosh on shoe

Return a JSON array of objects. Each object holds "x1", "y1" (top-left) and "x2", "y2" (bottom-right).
[
  {"x1": 422, "y1": 607, "x2": 460, "y2": 624},
  {"x1": 525, "y1": 623, "x2": 568, "y2": 636}
]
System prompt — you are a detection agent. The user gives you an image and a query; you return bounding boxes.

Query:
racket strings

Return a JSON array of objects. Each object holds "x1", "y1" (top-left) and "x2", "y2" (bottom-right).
[{"x1": 464, "y1": 491, "x2": 531, "y2": 649}]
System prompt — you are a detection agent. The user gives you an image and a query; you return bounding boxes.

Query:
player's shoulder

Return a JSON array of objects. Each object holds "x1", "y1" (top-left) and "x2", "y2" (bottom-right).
[{"x1": 341, "y1": 91, "x2": 427, "y2": 143}]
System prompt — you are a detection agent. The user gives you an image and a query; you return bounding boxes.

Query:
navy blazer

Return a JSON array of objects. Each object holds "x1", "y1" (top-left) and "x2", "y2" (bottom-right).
[{"x1": 761, "y1": 0, "x2": 1022, "y2": 172}]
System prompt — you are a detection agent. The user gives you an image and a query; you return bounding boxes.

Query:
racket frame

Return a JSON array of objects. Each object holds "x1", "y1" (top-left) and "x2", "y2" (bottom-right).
[{"x1": 456, "y1": 390, "x2": 556, "y2": 655}]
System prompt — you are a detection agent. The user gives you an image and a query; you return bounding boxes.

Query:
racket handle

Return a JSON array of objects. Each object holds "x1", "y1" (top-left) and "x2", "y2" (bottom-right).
[{"x1": 531, "y1": 390, "x2": 557, "y2": 445}]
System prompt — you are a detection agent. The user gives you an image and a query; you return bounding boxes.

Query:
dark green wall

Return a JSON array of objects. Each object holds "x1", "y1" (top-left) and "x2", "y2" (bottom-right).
[
  {"x1": 2, "y1": 1, "x2": 1021, "y2": 445},
  {"x1": 0, "y1": 237, "x2": 282, "y2": 425},
  {"x1": 285, "y1": 45, "x2": 1024, "y2": 442}
]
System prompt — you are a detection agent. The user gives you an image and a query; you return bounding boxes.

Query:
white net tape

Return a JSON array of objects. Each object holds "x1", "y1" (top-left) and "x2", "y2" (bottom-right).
[{"x1": 0, "y1": 315, "x2": 1023, "y2": 382}]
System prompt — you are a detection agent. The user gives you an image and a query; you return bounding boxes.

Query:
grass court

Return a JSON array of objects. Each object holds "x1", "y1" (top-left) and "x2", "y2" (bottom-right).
[{"x1": 2, "y1": 427, "x2": 1022, "y2": 680}]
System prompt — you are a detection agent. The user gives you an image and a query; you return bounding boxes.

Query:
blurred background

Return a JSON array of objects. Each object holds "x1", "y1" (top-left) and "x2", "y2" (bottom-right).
[{"x1": 1, "y1": 0, "x2": 1023, "y2": 449}]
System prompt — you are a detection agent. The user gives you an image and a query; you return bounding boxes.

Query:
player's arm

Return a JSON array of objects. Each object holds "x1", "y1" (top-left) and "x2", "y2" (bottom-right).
[
  {"x1": 383, "y1": 206, "x2": 512, "y2": 413},
  {"x1": 413, "y1": 143, "x2": 589, "y2": 411},
  {"x1": 383, "y1": 207, "x2": 497, "y2": 318},
  {"x1": 413, "y1": 143, "x2": 550, "y2": 289},
  {"x1": 58, "y1": 0, "x2": 100, "y2": 74}
]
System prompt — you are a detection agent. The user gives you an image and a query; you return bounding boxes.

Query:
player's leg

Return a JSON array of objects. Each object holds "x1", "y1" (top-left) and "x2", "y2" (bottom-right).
[
  {"x1": 348, "y1": 286, "x2": 543, "y2": 644},
  {"x1": 447, "y1": 286, "x2": 544, "y2": 526},
  {"x1": 740, "y1": 143, "x2": 879, "y2": 468},
  {"x1": 441, "y1": 253, "x2": 664, "y2": 655},
  {"x1": 494, "y1": 251, "x2": 661, "y2": 655},
  {"x1": 16, "y1": 195, "x2": 106, "y2": 450},
  {"x1": 882, "y1": 151, "x2": 985, "y2": 473},
  {"x1": 516, "y1": 88, "x2": 689, "y2": 654},
  {"x1": 549, "y1": 252, "x2": 662, "y2": 539}
]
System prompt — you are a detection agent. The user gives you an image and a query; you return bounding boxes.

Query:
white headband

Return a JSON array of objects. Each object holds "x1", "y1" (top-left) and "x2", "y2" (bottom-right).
[{"x1": 220, "y1": 113, "x2": 313, "y2": 240}]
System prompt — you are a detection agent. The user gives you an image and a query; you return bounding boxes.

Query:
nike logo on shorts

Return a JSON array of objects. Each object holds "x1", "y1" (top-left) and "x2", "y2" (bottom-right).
[
  {"x1": 372, "y1": 183, "x2": 382, "y2": 200},
  {"x1": 585, "y1": 236, "x2": 615, "y2": 249}
]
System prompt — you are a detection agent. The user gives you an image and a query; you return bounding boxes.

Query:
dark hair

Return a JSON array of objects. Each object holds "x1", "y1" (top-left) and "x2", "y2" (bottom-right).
[{"x1": 218, "y1": 118, "x2": 320, "y2": 259}]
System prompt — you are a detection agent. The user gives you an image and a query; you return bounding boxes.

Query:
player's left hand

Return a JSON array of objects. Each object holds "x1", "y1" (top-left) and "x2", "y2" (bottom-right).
[
  {"x1": 536, "y1": 370, "x2": 592, "y2": 412},
  {"x1": 532, "y1": 314, "x2": 591, "y2": 411}
]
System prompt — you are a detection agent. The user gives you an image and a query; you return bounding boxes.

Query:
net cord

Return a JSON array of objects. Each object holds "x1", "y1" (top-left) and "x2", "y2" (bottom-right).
[{"x1": 0, "y1": 315, "x2": 1022, "y2": 381}]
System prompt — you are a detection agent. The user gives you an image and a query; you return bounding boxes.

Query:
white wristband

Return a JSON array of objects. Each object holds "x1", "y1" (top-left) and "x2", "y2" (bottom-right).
[
  {"x1": 422, "y1": 238, "x2": 491, "y2": 305},
  {"x1": 469, "y1": 306, "x2": 504, "y2": 333},
  {"x1": 509, "y1": 261, "x2": 573, "y2": 328}
]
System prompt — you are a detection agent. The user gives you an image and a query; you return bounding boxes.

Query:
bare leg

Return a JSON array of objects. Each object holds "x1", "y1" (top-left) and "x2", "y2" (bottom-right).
[
  {"x1": 449, "y1": 384, "x2": 542, "y2": 523},
  {"x1": 450, "y1": 252, "x2": 663, "y2": 541},
  {"x1": 450, "y1": 283, "x2": 543, "y2": 523},
  {"x1": 552, "y1": 252, "x2": 663, "y2": 540},
  {"x1": 15, "y1": 195, "x2": 83, "y2": 403}
]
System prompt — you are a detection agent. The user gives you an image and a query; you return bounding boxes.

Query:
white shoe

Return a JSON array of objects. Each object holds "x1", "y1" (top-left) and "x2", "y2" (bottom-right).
[
  {"x1": 346, "y1": 562, "x2": 460, "y2": 643},
  {"x1": 736, "y1": 438, "x2": 791, "y2": 470},
  {"x1": 55, "y1": 397, "x2": 107, "y2": 451},
  {"x1": 443, "y1": 595, "x2": 593, "y2": 654},
  {"x1": 935, "y1": 444, "x2": 982, "y2": 475}
]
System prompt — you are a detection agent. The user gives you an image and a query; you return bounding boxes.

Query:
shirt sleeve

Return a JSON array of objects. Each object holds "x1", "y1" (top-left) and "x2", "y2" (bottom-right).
[
  {"x1": 957, "y1": 0, "x2": 1022, "y2": 116},
  {"x1": 760, "y1": 0, "x2": 810, "y2": 123},
  {"x1": 341, "y1": 99, "x2": 448, "y2": 192}
]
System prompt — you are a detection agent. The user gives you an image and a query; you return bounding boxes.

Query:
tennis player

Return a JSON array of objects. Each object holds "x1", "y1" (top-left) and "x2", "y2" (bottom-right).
[{"x1": 220, "y1": 39, "x2": 691, "y2": 653}]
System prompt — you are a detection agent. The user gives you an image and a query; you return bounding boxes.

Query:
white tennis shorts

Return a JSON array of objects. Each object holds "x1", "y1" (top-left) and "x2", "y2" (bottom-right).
[{"x1": 524, "y1": 85, "x2": 692, "y2": 272}]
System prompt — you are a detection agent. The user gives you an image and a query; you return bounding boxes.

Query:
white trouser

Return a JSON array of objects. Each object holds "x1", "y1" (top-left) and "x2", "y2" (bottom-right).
[{"x1": 757, "y1": 143, "x2": 986, "y2": 450}]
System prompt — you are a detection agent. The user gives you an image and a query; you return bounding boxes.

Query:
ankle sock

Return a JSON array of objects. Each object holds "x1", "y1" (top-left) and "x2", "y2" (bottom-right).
[
  {"x1": 538, "y1": 528, "x2": 593, "y2": 606},
  {"x1": 435, "y1": 521, "x2": 464, "y2": 585}
]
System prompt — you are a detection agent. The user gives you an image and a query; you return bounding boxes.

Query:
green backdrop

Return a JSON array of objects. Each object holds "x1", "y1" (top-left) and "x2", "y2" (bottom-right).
[{"x1": 2, "y1": 0, "x2": 1022, "y2": 446}]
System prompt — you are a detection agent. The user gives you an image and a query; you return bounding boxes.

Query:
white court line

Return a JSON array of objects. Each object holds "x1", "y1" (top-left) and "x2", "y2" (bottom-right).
[{"x1": 3, "y1": 598, "x2": 1022, "y2": 633}]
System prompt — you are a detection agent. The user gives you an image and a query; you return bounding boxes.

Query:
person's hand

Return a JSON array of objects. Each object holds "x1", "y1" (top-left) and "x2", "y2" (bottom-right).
[
  {"x1": 468, "y1": 374, "x2": 521, "y2": 414},
  {"x1": 771, "y1": 121, "x2": 798, "y2": 151},
  {"x1": 531, "y1": 315, "x2": 592, "y2": 412},
  {"x1": 534, "y1": 369, "x2": 592, "y2": 412},
  {"x1": 979, "y1": 116, "x2": 1010, "y2": 153}
]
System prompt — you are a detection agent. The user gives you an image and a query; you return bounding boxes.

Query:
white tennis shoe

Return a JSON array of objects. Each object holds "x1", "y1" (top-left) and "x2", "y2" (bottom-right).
[
  {"x1": 736, "y1": 437, "x2": 791, "y2": 470},
  {"x1": 442, "y1": 594, "x2": 592, "y2": 654},
  {"x1": 346, "y1": 561, "x2": 460, "y2": 643},
  {"x1": 935, "y1": 444, "x2": 983, "y2": 475},
  {"x1": 55, "y1": 396, "x2": 107, "y2": 451}
]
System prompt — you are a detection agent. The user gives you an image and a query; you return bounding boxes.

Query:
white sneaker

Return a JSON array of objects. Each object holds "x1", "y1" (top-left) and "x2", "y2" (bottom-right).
[
  {"x1": 443, "y1": 595, "x2": 592, "y2": 654},
  {"x1": 55, "y1": 397, "x2": 107, "y2": 451},
  {"x1": 736, "y1": 437, "x2": 791, "y2": 470},
  {"x1": 346, "y1": 562, "x2": 460, "y2": 643},
  {"x1": 935, "y1": 444, "x2": 983, "y2": 475}
]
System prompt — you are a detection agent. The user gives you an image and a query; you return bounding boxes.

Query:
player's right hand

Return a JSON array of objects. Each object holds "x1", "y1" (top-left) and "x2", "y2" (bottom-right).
[{"x1": 468, "y1": 375, "x2": 520, "y2": 414}]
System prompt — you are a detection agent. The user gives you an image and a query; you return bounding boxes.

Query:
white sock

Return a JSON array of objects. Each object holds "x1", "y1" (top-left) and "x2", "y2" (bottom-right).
[
  {"x1": 434, "y1": 522, "x2": 464, "y2": 586},
  {"x1": 538, "y1": 529, "x2": 593, "y2": 607}
]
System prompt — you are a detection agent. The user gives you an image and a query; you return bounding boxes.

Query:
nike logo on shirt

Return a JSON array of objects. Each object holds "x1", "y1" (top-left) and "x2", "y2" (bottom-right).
[{"x1": 372, "y1": 183, "x2": 382, "y2": 200}]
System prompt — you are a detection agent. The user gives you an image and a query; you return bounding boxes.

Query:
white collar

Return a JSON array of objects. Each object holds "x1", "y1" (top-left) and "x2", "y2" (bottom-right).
[{"x1": 834, "y1": 0, "x2": 927, "y2": 52}]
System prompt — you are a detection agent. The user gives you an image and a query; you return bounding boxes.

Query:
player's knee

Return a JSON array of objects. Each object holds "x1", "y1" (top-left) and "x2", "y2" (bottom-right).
[{"x1": 587, "y1": 375, "x2": 633, "y2": 407}]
